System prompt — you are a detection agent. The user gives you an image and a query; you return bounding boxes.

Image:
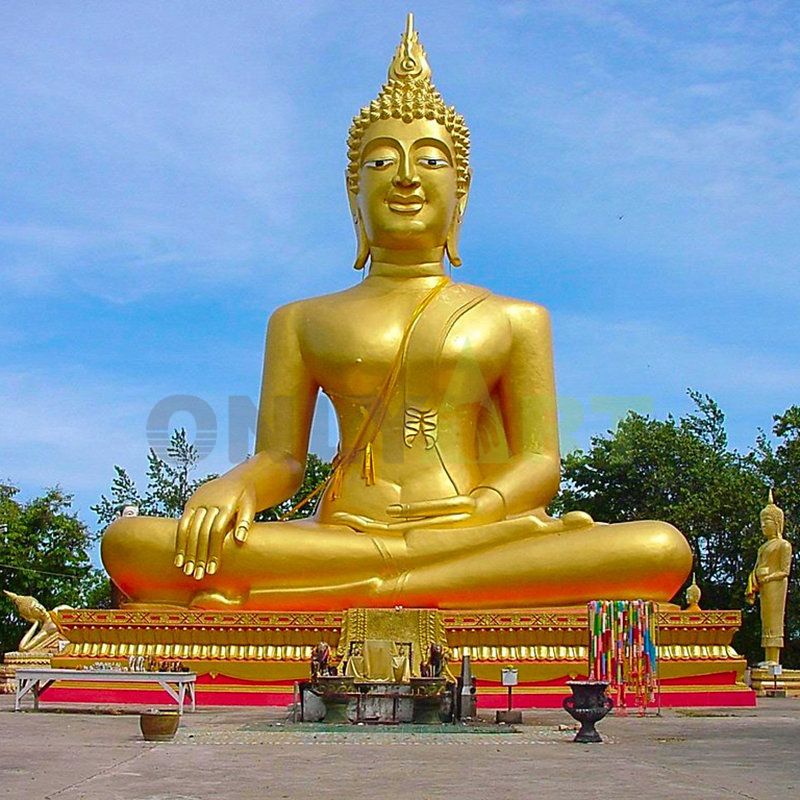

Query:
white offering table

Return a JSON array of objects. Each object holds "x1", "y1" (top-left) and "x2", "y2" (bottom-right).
[{"x1": 13, "y1": 668, "x2": 197, "y2": 713}]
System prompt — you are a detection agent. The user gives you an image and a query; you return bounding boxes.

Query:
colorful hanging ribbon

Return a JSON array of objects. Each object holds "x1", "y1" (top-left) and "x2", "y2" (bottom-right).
[{"x1": 587, "y1": 600, "x2": 659, "y2": 711}]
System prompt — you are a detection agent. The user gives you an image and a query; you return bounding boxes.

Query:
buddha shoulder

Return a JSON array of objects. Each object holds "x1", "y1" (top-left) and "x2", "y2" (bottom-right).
[
  {"x1": 263, "y1": 288, "x2": 356, "y2": 336},
  {"x1": 263, "y1": 285, "x2": 552, "y2": 346},
  {"x1": 479, "y1": 289, "x2": 554, "y2": 340},
  {"x1": 439, "y1": 283, "x2": 552, "y2": 336}
]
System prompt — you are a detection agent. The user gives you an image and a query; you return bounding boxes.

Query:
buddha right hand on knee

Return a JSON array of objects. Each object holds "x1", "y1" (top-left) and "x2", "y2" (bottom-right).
[{"x1": 174, "y1": 477, "x2": 256, "y2": 580}]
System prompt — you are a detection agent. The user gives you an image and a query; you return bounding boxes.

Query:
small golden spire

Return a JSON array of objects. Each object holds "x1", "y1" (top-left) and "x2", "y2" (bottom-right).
[{"x1": 388, "y1": 12, "x2": 432, "y2": 83}]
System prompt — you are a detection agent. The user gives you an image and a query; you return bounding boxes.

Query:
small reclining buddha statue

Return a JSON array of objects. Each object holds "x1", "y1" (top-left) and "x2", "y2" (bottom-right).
[{"x1": 102, "y1": 15, "x2": 692, "y2": 610}]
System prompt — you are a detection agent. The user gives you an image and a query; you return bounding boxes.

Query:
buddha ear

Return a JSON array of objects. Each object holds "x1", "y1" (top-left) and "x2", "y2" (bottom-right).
[
  {"x1": 346, "y1": 173, "x2": 370, "y2": 271},
  {"x1": 445, "y1": 169, "x2": 471, "y2": 268}
]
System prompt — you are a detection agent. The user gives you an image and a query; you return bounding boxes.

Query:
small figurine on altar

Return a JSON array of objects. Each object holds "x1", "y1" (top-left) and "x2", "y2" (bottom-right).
[
  {"x1": 746, "y1": 490, "x2": 793, "y2": 666},
  {"x1": 420, "y1": 643, "x2": 445, "y2": 678},
  {"x1": 311, "y1": 641, "x2": 336, "y2": 678}
]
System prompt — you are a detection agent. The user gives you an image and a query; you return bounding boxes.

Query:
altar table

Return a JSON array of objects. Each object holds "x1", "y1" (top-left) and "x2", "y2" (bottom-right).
[{"x1": 14, "y1": 668, "x2": 196, "y2": 713}]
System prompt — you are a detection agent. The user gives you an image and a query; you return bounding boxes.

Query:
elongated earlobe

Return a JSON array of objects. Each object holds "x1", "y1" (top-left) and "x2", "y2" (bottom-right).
[
  {"x1": 445, "y1": 212, "x2": 463, "y2": 267},
  {"x1": 352, "y1": 208, "x2": 370, "y2": 270},
  {"x1": 445, "y1": 173, "x2": 470, "y2": 268},
  {"x1": 346, "y1": 176, "x2": 370, "y2": 270}
]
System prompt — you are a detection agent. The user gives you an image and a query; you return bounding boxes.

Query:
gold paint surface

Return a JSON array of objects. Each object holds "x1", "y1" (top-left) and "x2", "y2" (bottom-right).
[
  {"x1": 746, "y1": 492, "x2": 792, "y2": 665},
  {"x1": 98, "y1": 15, "x2": 692, "y2": 611},
  {"x1": 50, "y1": 605, "x2": 749, "y2": 691}
]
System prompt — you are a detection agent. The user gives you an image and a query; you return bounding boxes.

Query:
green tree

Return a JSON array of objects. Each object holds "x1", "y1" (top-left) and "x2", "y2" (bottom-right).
[
  {"x1": 0, "y1": 484, "x2": 108, "y2": 655},
  {"x1": 92, "y1": 428, "x2": 213, "y2": 529},
  {"x1": 94, "y1": 429, "x2": 332, "y2": 527},
  {"x1": 552, "y1": 391, "x2": 773, "y2": 665}
]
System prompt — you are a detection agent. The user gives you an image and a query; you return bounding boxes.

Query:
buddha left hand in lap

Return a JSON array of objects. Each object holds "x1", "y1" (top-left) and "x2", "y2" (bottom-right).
[{"x1": 102, "y1": 16, "x2": 691, "y2": 610}]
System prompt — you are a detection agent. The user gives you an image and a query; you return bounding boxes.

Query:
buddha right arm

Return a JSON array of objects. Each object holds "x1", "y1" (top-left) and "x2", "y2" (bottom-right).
[
  {"x1": 758, "y1": 566, "x2": 791, "y2": 583},
  {"x1": 470, "y1": 300, "x2": 561, "y2": 515},
  {"x1": 755, "y1": 540, "x2": 792, "y2": 582},
  {"x1": 175, "y1": 302, "x2": 318, "y2": 579}
]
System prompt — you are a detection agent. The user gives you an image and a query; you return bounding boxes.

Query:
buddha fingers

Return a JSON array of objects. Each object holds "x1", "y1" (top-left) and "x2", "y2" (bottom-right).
[{"x1": 386, "y1": 496, "x2": 476, "y2": 518}]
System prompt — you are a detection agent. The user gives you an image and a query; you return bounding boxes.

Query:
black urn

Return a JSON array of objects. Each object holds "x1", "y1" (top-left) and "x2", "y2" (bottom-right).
[{"x1": 562, "y1": 680, "x2": 614, "y2": 743}]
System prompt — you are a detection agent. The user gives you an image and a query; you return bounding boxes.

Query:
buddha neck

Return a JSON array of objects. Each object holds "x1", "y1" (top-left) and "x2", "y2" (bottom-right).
[{"x1": 367, "y1": 247, "x2": 447, "y2": 279}]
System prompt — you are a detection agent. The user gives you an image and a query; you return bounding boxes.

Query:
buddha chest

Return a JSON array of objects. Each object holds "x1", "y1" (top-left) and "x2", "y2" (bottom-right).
[{"x1": 298, "y1": 284, "x2": 511, "y2": 405}]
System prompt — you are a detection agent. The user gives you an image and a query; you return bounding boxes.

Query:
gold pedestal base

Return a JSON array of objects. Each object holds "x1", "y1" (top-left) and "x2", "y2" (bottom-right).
[
  {"x1": 48, "y1": 606, "x2": 754, "y2": 707},
  {"x1": 1, "y1": 650, "x2": 55, "y2": 693},
  {"x1": 750, "y1": 668, "x2": 800, "y2": 697}
]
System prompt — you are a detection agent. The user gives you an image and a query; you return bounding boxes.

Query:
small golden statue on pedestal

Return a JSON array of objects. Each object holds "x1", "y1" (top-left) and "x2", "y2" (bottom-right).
[
  {"x1": 3, "y1": 590, "x2": 70, "y2": 653},
  {"x1": 684, "y1": 574, "x2": 702, "y2": 612},
  {"x1": 746, "y1": 491, "x2": 792, "y2": 666},
  {"x1": 1, "y1": 591, "x2": 71, "y2": 692}
]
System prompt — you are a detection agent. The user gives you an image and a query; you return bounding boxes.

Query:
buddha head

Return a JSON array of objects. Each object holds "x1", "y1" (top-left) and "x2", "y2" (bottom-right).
[
  {"x1": 3, "y1": 590, "x2": 49, "y2": 625},
  {"x1": 346, "y1": 14, "x2": 471, "y2": 269},
  {"x1": 760, "y1": 489, "x2": 785, "y2": 540}
]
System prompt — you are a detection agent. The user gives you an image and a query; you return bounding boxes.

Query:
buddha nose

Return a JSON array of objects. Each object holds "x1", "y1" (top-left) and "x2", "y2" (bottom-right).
[{"x1": 393, "y1": 156, "x2": 420, "y2": 188}]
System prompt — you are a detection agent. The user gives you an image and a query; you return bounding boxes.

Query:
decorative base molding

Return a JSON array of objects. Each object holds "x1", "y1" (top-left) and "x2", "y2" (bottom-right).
[
  {"x1": 46, "y1": 605, "x2": 755, "y2": 708},
  {"x1": 750, "y1": 668, "x2": 800, "y2": 697},
  {"x1": 1, "y1": 650, "x2": 57, "y2": 693}
]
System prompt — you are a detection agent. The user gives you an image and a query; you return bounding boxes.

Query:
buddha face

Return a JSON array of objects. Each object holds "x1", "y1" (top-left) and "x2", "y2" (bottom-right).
[
  {"x1": 761, "y1": 512, "x2": 782, "y2": 540},
  {"x1": 353, "y1": 117, "x2": 464, "y2": 252},
  {"x1": 22, "y1": 596, "x2": 49, "y2": 624},
  {"x1": 32, "y1": 599, "x2": 49, "y2": 623}
]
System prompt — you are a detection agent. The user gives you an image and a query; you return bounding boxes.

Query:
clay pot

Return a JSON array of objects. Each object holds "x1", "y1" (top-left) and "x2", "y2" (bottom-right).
[
  {"x1": 139, "y1": 709, "x2": 180, "y2": 742},
  {"x1": 562, "y1": 681, "x2": 614, "y2": 743}
]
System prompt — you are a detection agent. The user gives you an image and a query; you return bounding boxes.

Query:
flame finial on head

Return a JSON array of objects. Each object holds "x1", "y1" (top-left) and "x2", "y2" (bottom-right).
[
  {"x1": 388, "y1": 13, "x2": 431, "y2": 82},
  {"x1": 685, "y1": 572, "x2": 702, "y2": 609}
]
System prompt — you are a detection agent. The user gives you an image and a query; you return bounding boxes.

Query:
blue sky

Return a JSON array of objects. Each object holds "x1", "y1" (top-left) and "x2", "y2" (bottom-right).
[{"x1": 1, "y1": 1, "x2": 798, "y2": 537}]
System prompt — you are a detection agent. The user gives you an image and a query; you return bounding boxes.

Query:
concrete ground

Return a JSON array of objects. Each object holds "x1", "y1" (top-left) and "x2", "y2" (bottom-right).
[{"x1": 1, "y1": 695, "x2": 797, "y2": 800}]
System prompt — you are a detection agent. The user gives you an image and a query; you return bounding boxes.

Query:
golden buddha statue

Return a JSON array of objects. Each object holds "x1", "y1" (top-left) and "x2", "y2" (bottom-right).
[
  {"x1": 101, "y1": 15, "x2": 692, "y2": 611},
  {"x1": 746, "y1": 490, "x2": 792, "y2": 665},
  {"x1": 3, "y1": 590, "x2": 71, "y2": 652},
  {"x1": 684, "y1": 574, "x2": 702, "y2": 612}
]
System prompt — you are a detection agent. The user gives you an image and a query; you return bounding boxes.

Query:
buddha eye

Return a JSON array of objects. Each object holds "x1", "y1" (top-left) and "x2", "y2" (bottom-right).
[
  {"x1": 418, "y1": 157, "x2": 449, "y2": 168},
  {"x1": 364, "y1": 158, "x2": 395, "y2": 169}
]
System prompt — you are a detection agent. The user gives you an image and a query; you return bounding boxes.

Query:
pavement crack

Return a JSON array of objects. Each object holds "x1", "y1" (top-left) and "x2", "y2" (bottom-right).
[{"x1": 44, "y1": 745, "x2": 156, "y2": 799}]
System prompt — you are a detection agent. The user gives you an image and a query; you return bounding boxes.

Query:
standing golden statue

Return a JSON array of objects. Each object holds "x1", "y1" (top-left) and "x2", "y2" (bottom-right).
[
  {"x1": 102, "y1": 14, "x2": 692, "y2": 610},
  {"x1": 746, "y1": 491, "x2": 792, "y2": 665}
]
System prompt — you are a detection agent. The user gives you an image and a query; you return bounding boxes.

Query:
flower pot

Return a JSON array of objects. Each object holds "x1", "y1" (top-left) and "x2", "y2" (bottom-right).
[
  {"x1": 139, "y1": 709, "x2": 180, "y2": 742},
  {"x1": 562, "y1": 681, "x2": 614, "y2": 743}
]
